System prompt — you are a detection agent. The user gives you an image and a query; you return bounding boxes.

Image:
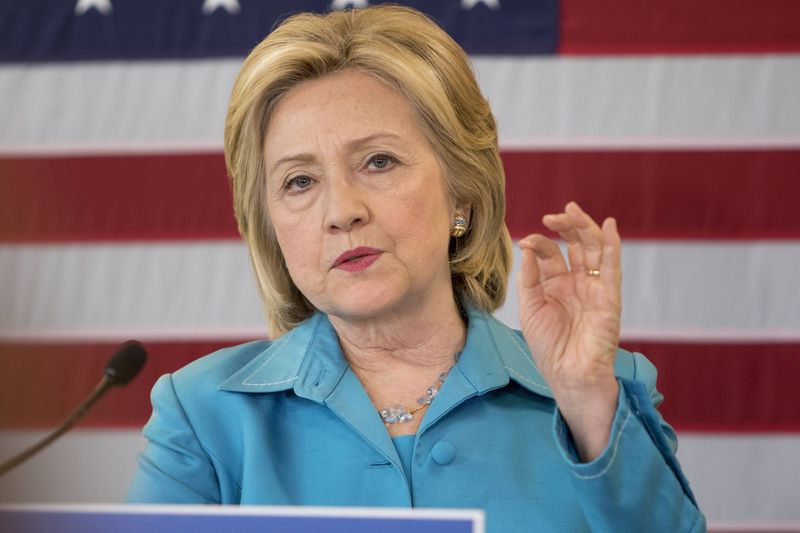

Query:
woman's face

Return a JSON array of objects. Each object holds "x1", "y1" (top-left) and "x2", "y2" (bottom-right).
[{"x1": 263, "y1": 69, "x2": 457, "y2": 323}]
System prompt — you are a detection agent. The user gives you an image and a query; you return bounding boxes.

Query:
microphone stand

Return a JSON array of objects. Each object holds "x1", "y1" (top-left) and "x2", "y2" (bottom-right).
[{"x1": 0, "y1": 375, "x2": 115, "y2": 477}]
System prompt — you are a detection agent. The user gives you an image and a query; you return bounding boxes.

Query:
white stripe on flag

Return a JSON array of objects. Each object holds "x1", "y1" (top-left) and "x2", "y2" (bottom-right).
[
  {"x1": 678, "y1": 433, "x2": 800, "y2": 525},
  {"x1": 474, "y1": 55, "x2": 800, "y2": 148},
  {"x1": 1, "y1": 241, "x2": 798, "y2": 341},
  {"x1": 2, "y1": 55, "x2": 800, "y2": 153}
]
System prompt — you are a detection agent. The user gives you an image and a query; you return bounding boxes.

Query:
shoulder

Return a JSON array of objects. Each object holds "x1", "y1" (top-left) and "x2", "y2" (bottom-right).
[
  {"x1": 151, "y1": 340, "x2": 275, "y2": 407},
  {"x1": 170, "y1": 339, "x2": 272, "y2": 387},
  {"x1": 144, "y1": 339, "x2": 280, "y2": 435}
]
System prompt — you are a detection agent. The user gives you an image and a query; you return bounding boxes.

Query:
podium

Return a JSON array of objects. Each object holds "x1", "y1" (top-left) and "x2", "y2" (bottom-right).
[{"x1": 0, "y1": 503, "x2": 484, "y2": 532}]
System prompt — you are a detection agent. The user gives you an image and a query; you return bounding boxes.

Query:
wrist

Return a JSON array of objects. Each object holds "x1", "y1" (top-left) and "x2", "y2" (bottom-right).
[
  {"x1": 552, "y1": 378, "x2": 619, "y2": 462},
  {"x1": 550, "y1": 372, "x2": 618, "y2": 409}
]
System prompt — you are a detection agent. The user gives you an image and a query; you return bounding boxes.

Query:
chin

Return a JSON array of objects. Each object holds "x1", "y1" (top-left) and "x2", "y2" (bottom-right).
[
  {"x1": 328, "y1": 297, "x2": 399, "y2": 322},
  {"x1": 323, "y1": 285, "x2": 413, "y2": 322}
]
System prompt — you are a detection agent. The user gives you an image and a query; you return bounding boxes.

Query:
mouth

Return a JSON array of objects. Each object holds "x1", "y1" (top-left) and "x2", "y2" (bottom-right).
[{"x1": 332, "y1": 247, "x2": 383, "y2": 271}]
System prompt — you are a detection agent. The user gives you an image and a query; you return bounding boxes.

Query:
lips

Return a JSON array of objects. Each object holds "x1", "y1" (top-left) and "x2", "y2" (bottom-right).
[{"x1": 332, "y1": 247, "x2": 382, "y2": 271}]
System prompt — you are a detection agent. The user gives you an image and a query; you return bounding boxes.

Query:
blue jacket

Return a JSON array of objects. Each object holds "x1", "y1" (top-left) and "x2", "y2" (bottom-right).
[{"x1": 126, "y1": 308, "x2": 706, "y2": 532}]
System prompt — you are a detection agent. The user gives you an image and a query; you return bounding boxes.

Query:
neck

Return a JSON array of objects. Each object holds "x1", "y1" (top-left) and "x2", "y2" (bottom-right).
[
  {"x1": 329, "y1": 296, "x2": 466, "y2": 375},
  {"x1": 330, "y1": 301, "x2": 467, "y2": 436},
  {"x1": 328, "y1": 294, "x2": 467, "y2": 437}
]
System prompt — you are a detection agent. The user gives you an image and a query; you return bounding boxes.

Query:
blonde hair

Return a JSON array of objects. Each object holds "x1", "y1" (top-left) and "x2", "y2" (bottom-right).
[{"x1": 224, "y1": 5, "x2": 513, "y2": 336}]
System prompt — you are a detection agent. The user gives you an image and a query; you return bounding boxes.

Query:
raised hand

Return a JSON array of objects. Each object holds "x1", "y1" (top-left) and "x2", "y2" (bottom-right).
[{"x1": 517, "y1": 201, "x2": 622, "y2": 461}]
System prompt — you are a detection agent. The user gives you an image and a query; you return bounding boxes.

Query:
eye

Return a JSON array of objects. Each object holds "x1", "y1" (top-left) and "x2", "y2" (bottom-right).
[
  {"x1": 285, "y1": 175, "x2": 313, "y2": 191},
  {"x1": 366, "y1": 153, "x2": 396, "y2": 171}
]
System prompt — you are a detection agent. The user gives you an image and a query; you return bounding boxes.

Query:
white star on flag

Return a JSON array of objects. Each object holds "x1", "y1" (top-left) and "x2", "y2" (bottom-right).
[
  {"x1": 330, "y1": 0, "x2": 369, "y2": 9},
  {"x1": 461, "y1": 0, "x2": 500, "y2": 9},
  {"x1": 74, "y1": 0, "x2": 112, "y2": 15},
  {"x1": 202, "y1": 0, "x2": 241, "y2": 15}
]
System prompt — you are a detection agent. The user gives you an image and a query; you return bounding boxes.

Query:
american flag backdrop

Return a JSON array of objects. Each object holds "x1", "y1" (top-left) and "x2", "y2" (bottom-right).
[{"x1": 1, "y1": 0, "x2": 799, "y2": 529}]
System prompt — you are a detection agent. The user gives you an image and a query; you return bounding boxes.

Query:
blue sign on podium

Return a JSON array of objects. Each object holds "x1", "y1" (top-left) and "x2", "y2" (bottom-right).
[{"x1": 0, "y1": 504, "x2": 484, "y2": 533}]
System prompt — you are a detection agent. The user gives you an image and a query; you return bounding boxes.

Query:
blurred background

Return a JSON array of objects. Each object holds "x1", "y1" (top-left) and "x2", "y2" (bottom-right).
[{"x1": 1, "y1": 0, "x2": 799, "y2": 530}]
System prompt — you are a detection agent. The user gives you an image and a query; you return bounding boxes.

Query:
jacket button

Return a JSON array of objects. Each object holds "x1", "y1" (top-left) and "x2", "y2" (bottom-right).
[{"x1": 431, "y1": 442, "x2": 456, "y2": 465}]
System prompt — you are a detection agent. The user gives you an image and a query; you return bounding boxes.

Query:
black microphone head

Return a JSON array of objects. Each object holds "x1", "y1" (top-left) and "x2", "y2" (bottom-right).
[{"x1": 104, "y1": 340, "x2": 147, "y2": 386}]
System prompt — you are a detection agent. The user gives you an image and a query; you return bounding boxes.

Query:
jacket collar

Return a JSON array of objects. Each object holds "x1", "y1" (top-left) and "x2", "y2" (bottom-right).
[
  {"x1": 459, "y1": 308, "x2": 554, "y2": 399},
  {"x1": 219, "y1": 313, "x2": 347, "y2": 403},
  {"x1": 219, "y1": 307, "x2": 554, "y2": 401}
]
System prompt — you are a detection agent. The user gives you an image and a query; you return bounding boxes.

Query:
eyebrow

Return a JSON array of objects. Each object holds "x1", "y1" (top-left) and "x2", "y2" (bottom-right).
[{"x1": 267, "y1": 132, "x2": 405, "y2": 175}]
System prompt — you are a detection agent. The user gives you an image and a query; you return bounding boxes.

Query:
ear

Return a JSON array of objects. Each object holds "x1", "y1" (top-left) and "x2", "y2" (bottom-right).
[{"x1": 453, "y1": 202, "x2": 472, "y2": 223}]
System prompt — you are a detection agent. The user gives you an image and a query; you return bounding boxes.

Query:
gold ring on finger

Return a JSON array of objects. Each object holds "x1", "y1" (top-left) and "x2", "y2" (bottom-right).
[{"x1": 587, "y1": 269, "x2": 601, "y2": 277}]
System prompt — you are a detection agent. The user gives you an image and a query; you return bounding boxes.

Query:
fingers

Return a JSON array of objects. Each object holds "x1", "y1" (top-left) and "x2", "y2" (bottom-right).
[
  {"x1": 518, "y1": 234, "x2": 568, "y2": 283},
  {"x1": 601, "y1": 217, "x2": 622, "y2": 288},
  {"x1": 518, "y1": 234, "x2": 568, "y2": 311},
  {"x1": 542, "y1": 212, "x2": 585, "y2": 273},
  {"x1": 541, "y1": 202, "x2": 620, "y2": 279},
  {"x1": 517, "y1": 247, "x2": 545, "y2": 307}
]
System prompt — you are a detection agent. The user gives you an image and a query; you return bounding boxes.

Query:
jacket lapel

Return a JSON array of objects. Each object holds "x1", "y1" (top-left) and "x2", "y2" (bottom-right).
[
  {"x1": 218, "y1": 312, "x2": 401, "y2": 467},
  {"x1": 419, "y1": 308, "x2": 555, "y2": 434}
]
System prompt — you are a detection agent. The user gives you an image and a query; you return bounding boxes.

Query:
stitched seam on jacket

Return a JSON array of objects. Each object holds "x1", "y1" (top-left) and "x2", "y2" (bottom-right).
[
  {"x1": 169, "y1": 374, "x2": 243, "y2": 495},
  {"x1": 628, "y1": 390, "x2": 662, "y2": 454},
  {"x1": 501, "y1": 326, "x2": 550, "y2": 391},
  {"x1": 629, "y1": 388, "x2": 643, "y2": 417},
  {"x1": 572, "y1": 406, "x2": 631, "y2": 480},
  {"x1": 242, "y1": 329, "x2": 298, "y2": 386},
  {"x1": 505, "y1": 366, "x2": 549, "y2": 392},
  {"x1": 197, "y1": 443, "x2": 243, "y2": 494}
]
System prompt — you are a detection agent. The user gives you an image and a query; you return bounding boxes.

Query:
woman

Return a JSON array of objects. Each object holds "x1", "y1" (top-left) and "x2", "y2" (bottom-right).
[{"x1": 127, "y1": 5, "x2": 705, "y2": 531}]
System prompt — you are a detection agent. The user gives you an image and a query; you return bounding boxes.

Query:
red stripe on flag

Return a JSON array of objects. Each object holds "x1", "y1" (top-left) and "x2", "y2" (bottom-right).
[
  {"x1": 560, "y1": 0, "x2": 800, "y2": 54},
  {"x1": 622, "y1": 340, "x2": 800, "y2": 433},
  {"x1": 0, "y1": 153, "x2": 237, "y2": 243},
  {"x1": 0, "y1": 340, "x2": 250, "y2": 430},
  {"x1": 502, "y1": 149, "x2": 800, "y2": 240},
  {"x1": 2, "y1": 149, "x2": 800, "y2": 242},
  {"x1": 1, "y1": 340, "x2": 799, "y2": 431}
]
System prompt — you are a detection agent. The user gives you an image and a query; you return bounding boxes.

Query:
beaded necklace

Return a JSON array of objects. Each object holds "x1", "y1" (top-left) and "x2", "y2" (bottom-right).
[{"x1": 378, "y1": 353, "x2": 460, "y2": 425}]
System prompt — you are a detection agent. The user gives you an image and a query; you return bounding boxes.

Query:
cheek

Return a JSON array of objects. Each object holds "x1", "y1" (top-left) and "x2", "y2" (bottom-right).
[
  {"x1": 389, "y1": 192, "x2": 451, "y2": 256},
  {"x1": 270, "y1": 210, "x2": 322, "y2": 283}
]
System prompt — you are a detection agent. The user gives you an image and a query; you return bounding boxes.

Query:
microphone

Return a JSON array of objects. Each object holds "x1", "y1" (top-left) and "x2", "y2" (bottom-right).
[
  {"x1": 104, "y1": 340, "x2": 147, "y2": 386},
  {"x1": 0, "y1": 340, "x2": 147, "y2": 477}
]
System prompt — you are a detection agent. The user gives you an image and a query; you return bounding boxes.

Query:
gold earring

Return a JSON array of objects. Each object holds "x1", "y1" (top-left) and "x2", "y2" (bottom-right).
[{"x1": 451, "y1": 214, "x2": 468, "y2": 237}]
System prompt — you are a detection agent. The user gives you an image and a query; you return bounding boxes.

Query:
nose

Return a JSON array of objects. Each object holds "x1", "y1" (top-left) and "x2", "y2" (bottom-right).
[{"x1": 323, "y1": 173, "x2": 369, "y2": 233}]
